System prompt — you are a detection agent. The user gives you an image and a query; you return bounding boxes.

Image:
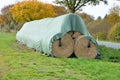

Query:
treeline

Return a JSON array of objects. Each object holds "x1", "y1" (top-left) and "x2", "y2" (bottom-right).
[
  {"x1": 0, "y1": 0, "x2": 67, "y2": 32},
  {"x1": 0, "y1": 0, "x2": 120, "y2": 42},
  {"x1": 77, "y1": 4, "x2": 120, "y2": 42},
  {"x1": 81, "y1": 9, "x2": 120, "y2": 42}
]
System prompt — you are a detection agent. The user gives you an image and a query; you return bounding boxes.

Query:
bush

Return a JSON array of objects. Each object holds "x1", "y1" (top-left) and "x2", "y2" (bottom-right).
[{"x1": 93, "y1": 32, "x2": 107, "y2": 40}]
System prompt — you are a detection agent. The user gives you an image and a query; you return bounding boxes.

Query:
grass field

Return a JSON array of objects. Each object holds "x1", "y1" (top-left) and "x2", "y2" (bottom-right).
[{"x1": 0, "y1": 32, "x2": 120, "y2": 80}]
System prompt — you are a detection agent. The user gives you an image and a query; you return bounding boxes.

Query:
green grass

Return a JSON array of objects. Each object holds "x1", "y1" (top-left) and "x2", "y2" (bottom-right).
[
  {"x1": 0, "y1": 32, "x2": 120, "y2": 80},
  {"x1": 100, "y1": 46, "x2": 120, "y2": 62}
]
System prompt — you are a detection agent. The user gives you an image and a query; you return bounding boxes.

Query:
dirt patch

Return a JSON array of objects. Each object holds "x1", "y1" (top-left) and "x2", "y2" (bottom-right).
[
  {"x1": 11, "y1": 42, "x2": 35, "y2": 52},
  {"x1": 110, "y1": 62, "x2": 120, "y2": 65}
]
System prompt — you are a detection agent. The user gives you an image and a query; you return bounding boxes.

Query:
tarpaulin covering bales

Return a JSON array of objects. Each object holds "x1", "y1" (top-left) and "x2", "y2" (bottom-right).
[{"x1": 16, "y1": 13, "x2": 100, "y2": 58}]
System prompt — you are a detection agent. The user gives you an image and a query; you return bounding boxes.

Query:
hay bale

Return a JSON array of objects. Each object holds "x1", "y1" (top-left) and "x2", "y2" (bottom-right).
[
  {"x1": 68, "y1": 31, "x2": 82, "y2": 42},
  {"x1": 52, "y1": 33, "x2": 74, "y2": 57},
  {"x1": 72, "y1": 32, "x2": 82, "y2": 39},
  {"x1": 74, "y1": 35, "x2": 97, "y2": 58},
  {"x1": 68, "y1": 31, "x2": 74, "y2": 36}
]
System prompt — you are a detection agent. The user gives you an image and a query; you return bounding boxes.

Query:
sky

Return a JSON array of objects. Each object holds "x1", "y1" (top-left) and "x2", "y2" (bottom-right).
[{"x1": 0, "y1": 0, "x2": 120, "y2": 19}]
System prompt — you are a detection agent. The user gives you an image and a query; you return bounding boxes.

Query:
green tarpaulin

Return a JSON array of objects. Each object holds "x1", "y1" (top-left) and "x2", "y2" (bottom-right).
[{"x1": 16, "y1": 13, "x2": 100, "y2": 56}]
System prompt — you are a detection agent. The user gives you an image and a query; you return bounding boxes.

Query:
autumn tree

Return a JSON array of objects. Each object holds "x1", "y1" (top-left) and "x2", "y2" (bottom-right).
[
  {"x1": 108, "y1": 23, "x2": 120, "y2": 41},
  {"x1": 104, "y1": 4, "x2": 120, "y2": 25},
  {"x1": 109, "y1": 4, "x2": 120, "y2": 15},
  {"x1": 53, "y1": 5, "x2": 68, "y2": 16},
  {"x1": 1, "y1": 5, "x2": 14, "y2": 32},
  {"x1": 0, "y1": 14, "x2": 5, "y2": 31},
  {"x1": 78, "y1": 12, "x2": 94, "y2": 25},
  {"x1": 54, "y1": 0, "x2": 107, "y2": 13},
  {"x1": 87, "y1": 20, "x2": 112, "y2": 40},
  {"x1": 10, "y1": 0, "x2": 56, "y2": 23},
  {"x1": 0, "y1": 15, "x2": 4, "y2": 24},
  {"x1": 105, "y1": 13, "x2": 120, "y2": 25}
]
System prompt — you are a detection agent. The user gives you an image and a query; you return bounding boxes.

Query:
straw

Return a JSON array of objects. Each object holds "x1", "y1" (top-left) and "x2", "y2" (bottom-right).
[
  {"x1": 74, "y1": 35, "x2": 97, "y2": 58},
  {"x1": 52, "y1": 33, "x2": 74, "y2": 57}
]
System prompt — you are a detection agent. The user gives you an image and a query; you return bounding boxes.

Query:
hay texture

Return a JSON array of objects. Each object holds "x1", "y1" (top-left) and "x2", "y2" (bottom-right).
[
  {"x1": 74, "y1": 35, "x2": 97, "y2": 58},
  {"x1": 68, "y1": 31, "x2": 82, "y2": 41},
  {"x1": 68, "y1": 31, "x2": 82, "y2": 38},
  {"x1": 52, "y1": 33, "x2": 74, "y2": 57}
]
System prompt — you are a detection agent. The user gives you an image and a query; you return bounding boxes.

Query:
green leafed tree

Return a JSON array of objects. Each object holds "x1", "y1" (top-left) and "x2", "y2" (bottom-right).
[{"x1": 54, "y1": 0, "x2": 108, "y2": 13}]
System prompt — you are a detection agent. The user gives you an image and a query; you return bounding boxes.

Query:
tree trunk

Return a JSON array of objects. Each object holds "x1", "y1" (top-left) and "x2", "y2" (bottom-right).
[
  {"x1": 14, "y1": 24, "x2": 18, "y2": 33},
  {"x1": 7, "y1": 24, "x2": 10, "y2": 32},
  {"x1": 0, "y1": 24, "x2": 4, "y2": 32},
  {"x1": 69, "y1": 8, "x2": 75, "y2": 13}
]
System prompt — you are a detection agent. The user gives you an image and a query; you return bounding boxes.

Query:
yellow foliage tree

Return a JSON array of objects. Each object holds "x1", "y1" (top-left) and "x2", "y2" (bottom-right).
[
  {"x1": 10, "y1": 0, "x2": 56, "y2": 23},
  {"x1": 0, "y1": 15, "x2": 5, "y2": 31},
  {"x1": 0, "y1": 15, "x2": 5, "y2": 24},
  {"x1": 105, "y1": 13, "x2": 120, "y2": 25}
]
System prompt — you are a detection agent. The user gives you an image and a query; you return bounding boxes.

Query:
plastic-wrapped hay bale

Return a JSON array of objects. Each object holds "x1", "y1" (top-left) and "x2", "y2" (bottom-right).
[
  {"x1": 74, "y1": 35, "x2": 97, "y2": 58},
  {"x1": 16, "y1": 13, "x2": 100, "y2": 57},
  {"x1": 52, "y1": 33, "x2": 74, "y2": 57}
]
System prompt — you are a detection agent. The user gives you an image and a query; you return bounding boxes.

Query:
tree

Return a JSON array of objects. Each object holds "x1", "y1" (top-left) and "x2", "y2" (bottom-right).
[
  {"x1": 0, "y1": 14, "x2": 5, "y2": 31},
  {"x1": 10, "y1": 0, "x2": 56, "y2": 23},
  {"x1": 52, "y1": 5, "x2": 68, "y2": 16},
  {"x1": 1, "y1": 5, "x2": 14, "y2": 32},
  {"x1": 103, "y1": 14, "x2": 108, "y2": 19},
  {"x1": 97, "y1": 16, "x2": 102, "y2": 20},
  {"x1": 109, "y1": 4, "x2": 120, "y2": 15},
  {"x1": 108, "y1": 23, "x2": 120, "y2": 41},
  {"x1": 0, "y1": 15, "x2": 4, "y2": 24},
  {"x1": 87, "y1": 19, "x2": 112, "y2": 40},
  {"x1": 78, "y1": 12, "x2": 94, "y2": 24},
  {"x1": 105, "y1": 13, "x2": 120, "y2": 25},
  {"x1": 54, "y1": 0, "x2": 107, "y2": 13},
  {"x1": 1, "y1": 5, "x2": 13, "y2": 24}
]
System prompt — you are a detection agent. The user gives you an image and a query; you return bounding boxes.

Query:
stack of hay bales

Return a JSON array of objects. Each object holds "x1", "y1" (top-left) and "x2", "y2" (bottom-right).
[{"x1": 16, "y1": 13, "x2": 100, "y2": 58}]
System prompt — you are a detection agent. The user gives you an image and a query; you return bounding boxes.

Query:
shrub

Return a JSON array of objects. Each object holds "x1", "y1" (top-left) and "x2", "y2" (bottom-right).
[{"x1": 93, "y1": 32, "x2": 106, "y2": 40}]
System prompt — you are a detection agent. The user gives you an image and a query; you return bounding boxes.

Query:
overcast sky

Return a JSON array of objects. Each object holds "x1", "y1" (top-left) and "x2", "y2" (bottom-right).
[{"x1": 0, "y1": 0, "x2": 120, "y2": 19}]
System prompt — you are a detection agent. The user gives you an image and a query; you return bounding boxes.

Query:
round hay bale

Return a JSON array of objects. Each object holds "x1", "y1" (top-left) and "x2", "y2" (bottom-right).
[
  {"x1": 72, "y1": 32, "x2": 82, "y2": 39},
  {"x1": 74, "y1": 35, "x2": 97, "y2": 58},
  {"x1": 68, "y1": 31, "x2": 82, "y2": 42},
  {"x1": 52, "y1": 33, "x2": 74, "y2": 57},
  {"x1": 68, "y1": 31, "x2": 74, "y2": 36}
]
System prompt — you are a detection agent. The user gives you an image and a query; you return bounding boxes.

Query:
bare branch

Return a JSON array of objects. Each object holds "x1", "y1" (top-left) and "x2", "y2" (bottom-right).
[{"x1": 75, "y1": 0, "x2": 90, "y2": 11}]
